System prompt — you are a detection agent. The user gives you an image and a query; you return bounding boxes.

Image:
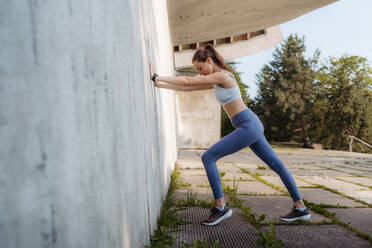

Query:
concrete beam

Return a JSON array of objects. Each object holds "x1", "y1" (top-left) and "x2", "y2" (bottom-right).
[{"x1": 168, "y1": 0, "x2": 338, "y2": 46}]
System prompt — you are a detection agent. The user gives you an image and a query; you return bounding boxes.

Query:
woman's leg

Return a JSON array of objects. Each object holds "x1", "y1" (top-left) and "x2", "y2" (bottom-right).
[
  {"x1": 201, "y1": 126, "x2": 262, "y2": 204},
  {"x1": 249, "y1": 135, "x2": 305, "y2": 206}
]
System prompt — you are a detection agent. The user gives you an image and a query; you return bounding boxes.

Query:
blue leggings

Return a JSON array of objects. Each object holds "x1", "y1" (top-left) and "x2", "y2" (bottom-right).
[{"x1": 201, "y1": 108, "x2": 301, "y2": 202}]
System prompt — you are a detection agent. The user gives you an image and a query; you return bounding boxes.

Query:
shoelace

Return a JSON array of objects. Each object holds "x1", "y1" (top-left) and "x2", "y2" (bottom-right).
[{"x1": 210, "y1": 207, "x2": 220, "y2": 215}]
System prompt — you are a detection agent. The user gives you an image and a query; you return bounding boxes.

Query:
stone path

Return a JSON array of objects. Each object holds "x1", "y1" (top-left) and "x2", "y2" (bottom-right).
[{"x1": 171, "y1": 147, "x2": 372, "y2": 247}]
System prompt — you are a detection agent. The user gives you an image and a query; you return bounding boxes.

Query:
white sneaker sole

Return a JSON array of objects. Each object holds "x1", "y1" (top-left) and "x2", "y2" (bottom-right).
[
  {"x1": 202, "y1": 209, "x2": 233, "y2": 226},
  {"x1": 279, "y1": 213, "x2": 311, "y2": 222}
]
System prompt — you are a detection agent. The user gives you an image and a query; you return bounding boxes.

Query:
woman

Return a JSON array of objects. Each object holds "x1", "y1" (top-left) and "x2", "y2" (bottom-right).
[{"x1": 149, "y1": 44, "x2": 311, "y2": 226}]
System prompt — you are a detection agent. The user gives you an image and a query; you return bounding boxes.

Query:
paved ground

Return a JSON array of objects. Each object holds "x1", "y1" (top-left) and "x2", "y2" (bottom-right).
[{"x1": 170, "y1": 147, "x2": 372, "y2": 247}]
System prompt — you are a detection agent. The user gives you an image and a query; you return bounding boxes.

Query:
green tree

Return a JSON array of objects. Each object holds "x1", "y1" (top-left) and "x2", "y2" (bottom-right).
[
  {"x1": 311, "y1": 55, "x2": 372, "y2": 152},
  {"x1": 253, "y1": 34, "x2": 319, "y2": 144}
]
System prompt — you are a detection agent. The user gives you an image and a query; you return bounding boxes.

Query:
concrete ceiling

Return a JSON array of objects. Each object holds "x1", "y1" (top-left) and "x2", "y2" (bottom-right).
[
  {"x1": 174, "y1": 26, "x2": 282, "y2": 68},
  {"x1": 168, "y1": 0, "x2": 338, "y2": 46}
]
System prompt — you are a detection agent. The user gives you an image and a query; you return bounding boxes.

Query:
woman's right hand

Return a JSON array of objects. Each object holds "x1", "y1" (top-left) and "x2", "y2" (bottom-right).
[{"x1": 149, "y1": 61, "x2": 156, "y2": 81}]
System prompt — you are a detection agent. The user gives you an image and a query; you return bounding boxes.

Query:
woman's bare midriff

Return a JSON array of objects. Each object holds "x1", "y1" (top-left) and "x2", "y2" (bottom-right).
[{"x1": 222, "y1": 98, "x2": 249, "y2": 119}]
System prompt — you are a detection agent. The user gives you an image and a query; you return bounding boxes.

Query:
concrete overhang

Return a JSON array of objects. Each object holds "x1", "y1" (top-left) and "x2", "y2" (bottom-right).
[
  {"x1": 168, "y1": 0, "x2": 338, "y2": 46},
  {"x1": 174, "y1": 26, "x2": 282, "y2": 68}
]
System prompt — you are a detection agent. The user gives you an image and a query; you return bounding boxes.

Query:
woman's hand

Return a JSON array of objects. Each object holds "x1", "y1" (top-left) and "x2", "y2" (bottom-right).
[{"x1": 149, "y1": 61, "x2": 156, "y2": 81}]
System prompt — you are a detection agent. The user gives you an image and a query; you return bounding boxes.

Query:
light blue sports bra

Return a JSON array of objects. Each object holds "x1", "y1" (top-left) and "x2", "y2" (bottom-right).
[{"x1": 213, "y1": 70, "x2": 242, "y2": 105}]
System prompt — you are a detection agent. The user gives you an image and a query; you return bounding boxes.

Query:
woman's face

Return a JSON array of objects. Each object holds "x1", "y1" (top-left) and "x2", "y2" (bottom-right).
[{"x1": 193, "y1": 57, "x2": 213, "y2": 75}]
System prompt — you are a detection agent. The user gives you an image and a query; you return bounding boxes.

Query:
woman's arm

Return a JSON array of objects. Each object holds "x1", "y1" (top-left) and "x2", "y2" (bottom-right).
[
  {"x1": 156, "y1": 73, "x2": 225, "y2": 87},
  {"x1": 149, "y1": 62, "x2": 189, "y2": 87},
  {"x1": 155, "y1": 81, "x2": 213, "y2": 91},
  {"x1": 149, "y1": 61, "x2": 222, "y2": 88},
  {"x1": 184, "y1": 84, "x2": 213, "y2": 91},
  {"x1": 155, "y1": 81, "x2": 186, "y2": 91},
  {"x1": 156, "y1": 76, "x2": 188, "y2": 86}
]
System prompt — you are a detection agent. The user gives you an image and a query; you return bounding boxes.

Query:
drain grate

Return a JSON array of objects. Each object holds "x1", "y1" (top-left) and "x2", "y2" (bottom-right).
[
  {"x1": 169, "y1": 206, "x2": 258, "y2": 247},
  {"x1": 168, "y1": 206, "x2": 372, "y2": 248}
]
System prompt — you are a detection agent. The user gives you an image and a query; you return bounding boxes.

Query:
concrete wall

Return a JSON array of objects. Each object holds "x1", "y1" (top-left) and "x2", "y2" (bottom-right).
[
  {"x1": 175, "y1": 70, "x2": 221, "y2": 149},
  {"x1": 0, "y1": 0, "x2": 177, "y2": 247}
]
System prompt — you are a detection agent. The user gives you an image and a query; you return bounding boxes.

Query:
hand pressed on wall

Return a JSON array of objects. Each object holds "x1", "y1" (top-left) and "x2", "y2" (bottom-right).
[{"x1": 149, "y1": 61, "x2": 156, "y2": 80}]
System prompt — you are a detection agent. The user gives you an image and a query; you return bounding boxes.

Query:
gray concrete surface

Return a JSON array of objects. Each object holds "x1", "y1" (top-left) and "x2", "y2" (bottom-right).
[
  {"x1": 261, "y1": 225, "x2": 371, "y2": 248},
  {"x1": 0, "y1": 0, "x2": 177, "y2": 247},
  {"x1": 327, "y1": 208, "x2": 372, "y2": 237},
  {"x1": 298, "y1": 188, "x2": 366, "y2": 207},
  {"x1": 173, "y1": 148, "x2": 372, "y2": 247},
  {"x1": 239, "y1": 195, "x2": 330, "y2": 223}
]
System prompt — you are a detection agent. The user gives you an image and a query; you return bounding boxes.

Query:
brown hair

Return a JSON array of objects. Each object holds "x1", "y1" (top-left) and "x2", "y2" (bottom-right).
[{"x1": 192, "y1": 44, "x2": 231, "y2": 72}]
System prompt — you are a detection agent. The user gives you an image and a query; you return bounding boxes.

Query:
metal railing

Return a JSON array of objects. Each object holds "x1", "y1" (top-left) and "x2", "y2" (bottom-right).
[{"x1": 349, "y1": 136, "x2": 372, "y2": 152}]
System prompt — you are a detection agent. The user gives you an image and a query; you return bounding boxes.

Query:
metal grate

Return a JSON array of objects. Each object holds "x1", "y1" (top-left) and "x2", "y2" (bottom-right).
[
  {"x1": 169, "y1": 206, "x2": 258, "y2": 247},
  {"x1": 168, "y1": 206, "x2": 372, "y2": 248}
]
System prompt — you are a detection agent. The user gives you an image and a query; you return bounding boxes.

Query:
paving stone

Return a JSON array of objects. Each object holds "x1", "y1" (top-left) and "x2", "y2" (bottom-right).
[
  {"x1": 218, "y1": 165, "x2": 242, "y2": 173},
  {"x1": 219, "y1": 151, "x2": 262, "y2": 164},
  {"x1": 173, "y1": 190, "x2": 228, "y2": 203},
  {"x1": 169, "y1": 206, "x2": 259, "y2": 248},
  {"x1": 298, "y1": 177, "x2": 372, "y2": 204},
  {"x1": 294, "y1": 164, "x2": 325, "y2": 170},
  {"x1": 181, "y1": 175, "x2": 210, "y2": 187},
  {"x1": 327, "y1": 208, "x2": 372, "y2": 237},
  {"x1": 174, "y1": 187, "x2": 214, "y2": 199},
  {"x1": 223, "y1": 181, "x2": 281, "y2": 195},
  {"x1": 261, "y1": 224, "x2": 372, "y2": 248},
  {"x1": 260, "y1": 176, "x2": 313, "y2": 188},
  {"x1": 341, "y1": 164, "x2": 372, "y2": 173},
  {"x1": 317, "y1": 163, "x2": 342, "y2": 169},
  {"x1": 243, "y1": 169, "x2": 278, "y2": 176},
  {"x1": 346, "y1": 190, "x2": 372, "y2": 204},
  {"x1": 234, "y1": 162, "x2": 262, "y2": 169},
  {"x1": 335, "y1": 176, "x2": 372, "y2": 187},
  {"x1": 239, "y1": 195, "x2": 329, "y2": 223},
  {"x1": 291, "y1": 169, "x2": 351, "y2": 177},
  {"x1": 177, "y1": 150, "x2": 200, "y2": 159},
  {"x1": 221, "y1": 172, "x2": 255, "y2": 181},
  {"x1": 354, "y1": 160, "x2": 372, "y2": 168},
  {"x1": 363, "y1": 173, "x2": 372, "y2": 178},
  {"x1": 217, "y1": 162, "x2": 236, "y2": 166},
  {"x1": 298, "y1": 188, "x2": 366, "y2": 207},
  {"x1": 179, "y1": 168, "x2": 206, "y2": 177},
  {"x1": 302, "y1": 177, "x2": 369, "y2": 192},
  {"x1": 333, "y1": 167, "x2": 371, "y2": 176},
  {"x1": 177, "y1": 161, "x2": 204, "y2": 169},
  {"x1": 343, "y1": 160, "x2": 372, "y2": 169}
]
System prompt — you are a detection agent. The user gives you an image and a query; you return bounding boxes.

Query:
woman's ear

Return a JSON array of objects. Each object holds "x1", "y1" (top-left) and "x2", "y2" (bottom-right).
[{"x1": 206, "y1": 57, "x2": 213, "y2": 65}]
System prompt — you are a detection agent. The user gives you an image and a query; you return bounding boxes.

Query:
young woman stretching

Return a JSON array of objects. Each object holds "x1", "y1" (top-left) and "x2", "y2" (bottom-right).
[{"x1": 149, "y1": 44, "x2": 311, "y2": 226}]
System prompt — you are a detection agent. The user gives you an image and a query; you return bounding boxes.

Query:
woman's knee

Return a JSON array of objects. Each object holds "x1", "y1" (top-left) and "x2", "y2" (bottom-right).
[
  {"x1": 271, "y1": 164, "x2": 283, "y2": 174},
  {"x1": 201, "y1": 151, "x2": 215, "y2": 164}
]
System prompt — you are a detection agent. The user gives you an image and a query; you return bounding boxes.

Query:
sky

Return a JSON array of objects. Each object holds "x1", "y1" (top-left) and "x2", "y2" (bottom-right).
[{"x1": 231, "y1": 0, "x2": 372, "y2": 99}]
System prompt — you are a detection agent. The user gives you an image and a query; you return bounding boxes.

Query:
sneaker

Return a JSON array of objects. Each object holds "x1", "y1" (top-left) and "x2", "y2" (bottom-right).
[
  {"x1": 201, "y1": 205, "x2": 233, "y2": 226},
  {"x1": 279, "y1": 204, "x2": 311, "y2": 222}
]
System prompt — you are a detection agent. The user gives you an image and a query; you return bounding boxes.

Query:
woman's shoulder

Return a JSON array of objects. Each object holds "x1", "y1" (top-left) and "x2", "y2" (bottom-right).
[{"x1": 217, "y1": 70, "x2": 237, "y2": 88}]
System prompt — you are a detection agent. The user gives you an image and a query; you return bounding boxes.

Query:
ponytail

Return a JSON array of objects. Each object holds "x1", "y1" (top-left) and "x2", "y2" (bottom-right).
[{"x1": 192, "y1": 44, "x2": 231, "y2": 72}]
